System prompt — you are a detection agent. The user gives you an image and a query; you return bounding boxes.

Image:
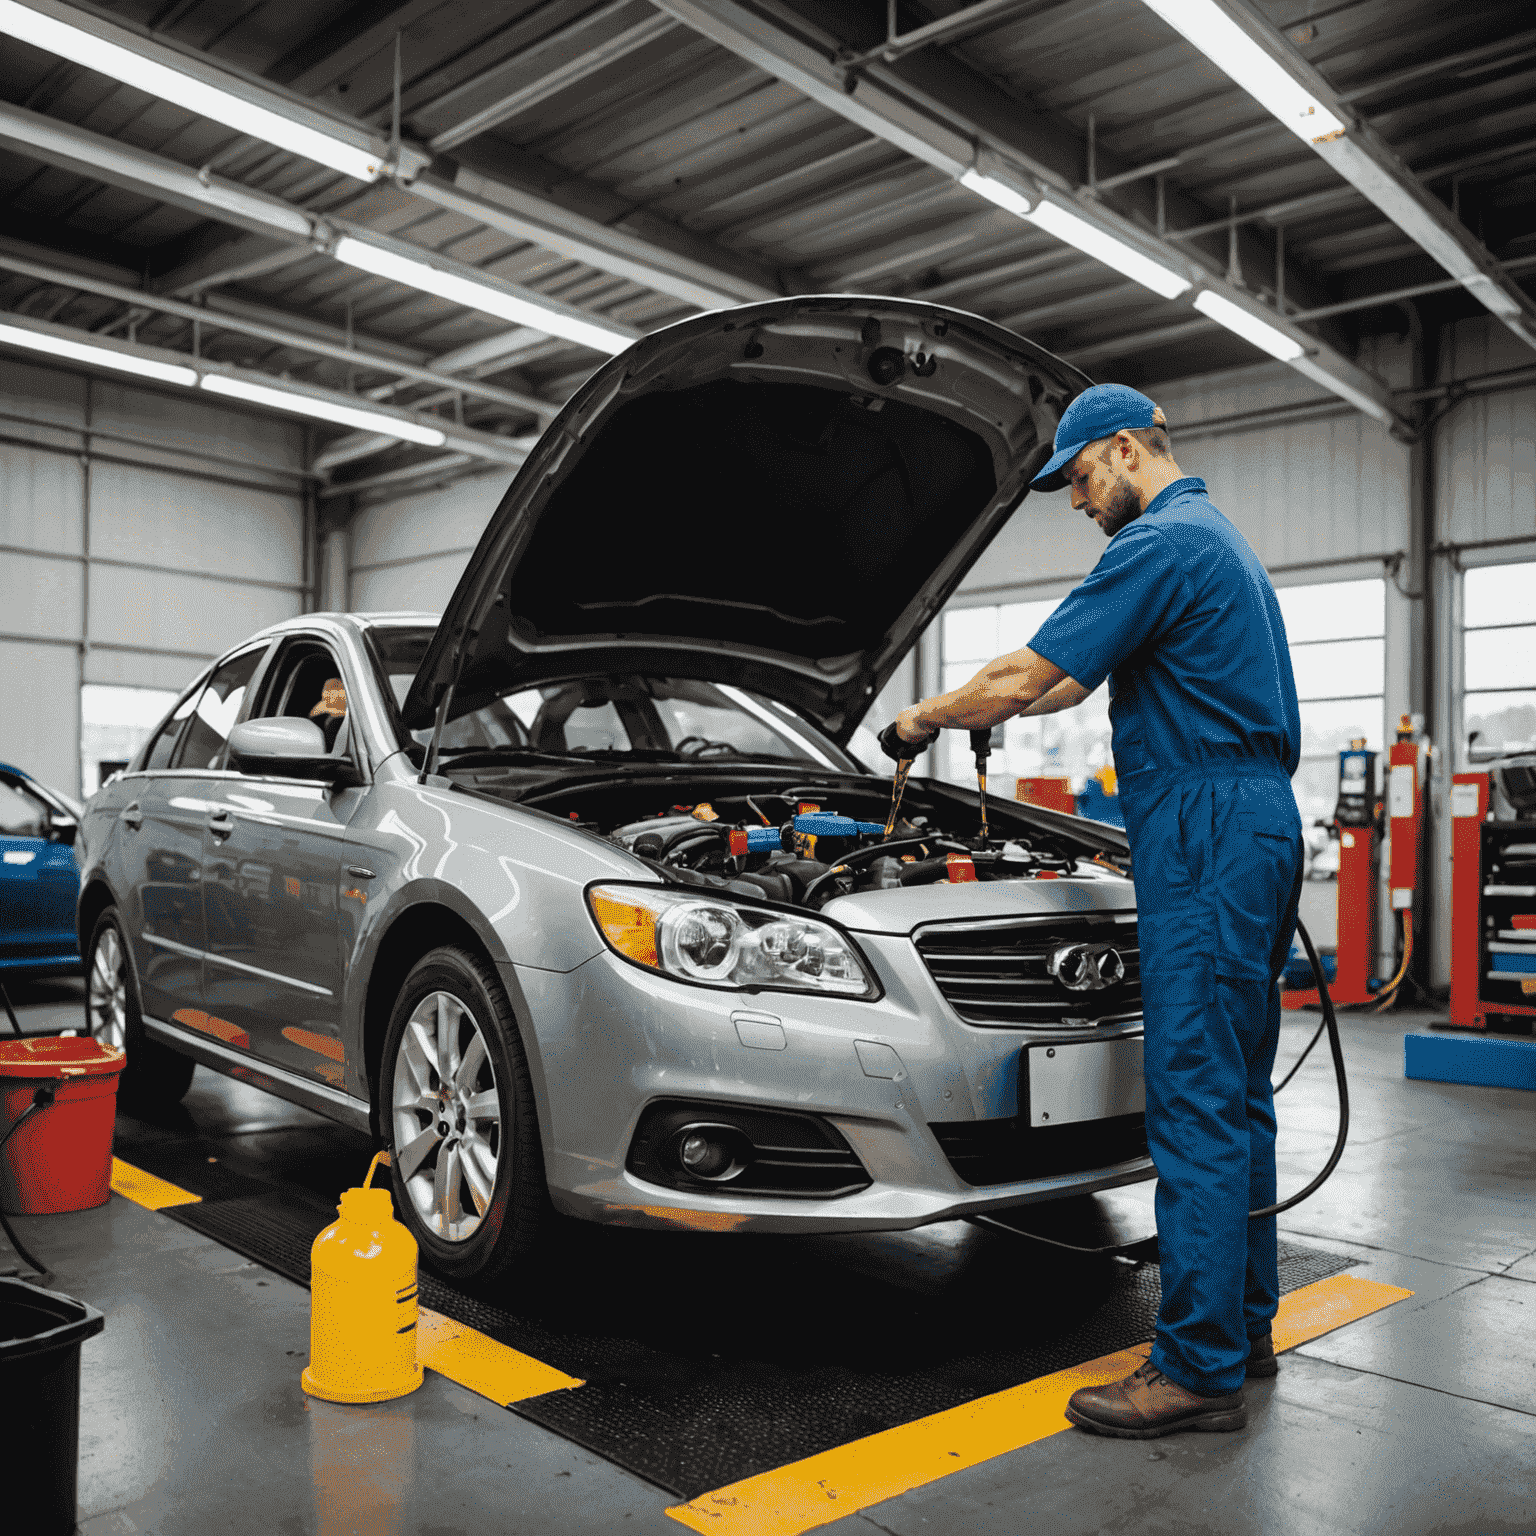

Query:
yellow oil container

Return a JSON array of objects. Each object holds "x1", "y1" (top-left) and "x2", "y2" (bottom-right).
[{"x1": 301, "y1": 1152, "x2": 424, "y2": 1404}]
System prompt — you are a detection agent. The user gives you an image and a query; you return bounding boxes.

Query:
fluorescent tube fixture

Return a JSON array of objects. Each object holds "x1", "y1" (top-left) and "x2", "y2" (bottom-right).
[
  {"x1": 959, "y1": 168, "x2": 1035, "y2": 219},
  {"x1": 1192, "y1": 290, "x2": 1304, "y2": 361},
  {"x1": 1025, "y1": 200, "x2": 1192, "y2": 300},
  {"x1": 0, "y1": 0, "x2": 385, "y2": 181},
  {"x1": 199, "y1": 374, "x2": 447, "y2": 445},
  {"x1": 0, "y1": 319, "x2": 198, "y2": 386},
  {"x1": 1139, "y1": 0, "x2": 1344, "y2": 143},
  {"x1": 333, "y1": 237, "x2": 634, "y2": 354}
]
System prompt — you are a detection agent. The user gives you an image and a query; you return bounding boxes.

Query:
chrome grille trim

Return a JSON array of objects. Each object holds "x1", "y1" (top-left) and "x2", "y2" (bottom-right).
[{"x1": 915, "y1": 912, "x2": 1142, "y2": 1029}]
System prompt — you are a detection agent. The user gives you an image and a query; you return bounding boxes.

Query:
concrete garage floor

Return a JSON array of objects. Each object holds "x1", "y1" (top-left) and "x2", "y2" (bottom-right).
[{"x1": 4, "y1": 977, "x2": 1534, "y2": 1536}]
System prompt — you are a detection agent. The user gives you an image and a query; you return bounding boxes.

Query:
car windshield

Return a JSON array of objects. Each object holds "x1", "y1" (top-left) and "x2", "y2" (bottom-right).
[{"x1": 367, "y1": 627, "x2": 864, "y2": 771}]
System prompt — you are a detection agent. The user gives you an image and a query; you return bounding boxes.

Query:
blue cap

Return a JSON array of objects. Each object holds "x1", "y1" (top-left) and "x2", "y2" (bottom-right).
[
  {"x1": 793, "y1": 813, "x2": 884, "y2": 838},
  {"x1": 1030, "y1": 383, "x2": 1158, "y2": 492}
]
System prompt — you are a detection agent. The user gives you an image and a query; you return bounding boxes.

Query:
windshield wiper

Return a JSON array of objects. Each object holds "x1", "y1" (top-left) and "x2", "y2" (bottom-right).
[{"x1": 439, "y1": 747, "x2": 583, "y2": 767}]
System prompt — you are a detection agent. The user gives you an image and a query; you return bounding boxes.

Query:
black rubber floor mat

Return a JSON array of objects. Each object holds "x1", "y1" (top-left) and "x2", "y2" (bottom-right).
[{"x1": 114, "y1": 1109, "x2": 1355, "y2": 1499}]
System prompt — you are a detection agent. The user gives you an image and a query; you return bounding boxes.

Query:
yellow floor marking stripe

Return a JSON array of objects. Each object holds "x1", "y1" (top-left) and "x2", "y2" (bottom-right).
[
  {"x1": 667, "y1": 1273, "x2": 1415, "y2": 1536},
  {"x1": 1270, "y1": 1273, "x2": 1413, "y2": 1351},
  {"x1": 110, "y1": 1157, "x2": 203, "y2": 1210},
  {"x1": 417, "y1": 1307, "x2": 583, "y2": 1406}
]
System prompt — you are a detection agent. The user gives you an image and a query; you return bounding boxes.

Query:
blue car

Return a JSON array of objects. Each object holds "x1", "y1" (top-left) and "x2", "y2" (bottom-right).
[{"x1": 0, "y1": 760, "x2": 84, "y2": 980}]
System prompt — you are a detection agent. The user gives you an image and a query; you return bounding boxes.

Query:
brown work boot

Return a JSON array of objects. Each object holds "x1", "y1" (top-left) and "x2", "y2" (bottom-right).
[
  {"x1": 1066, "y1": 1359, "x2": 1247, "y2": 1439},
  {"x1": 1246, "y1": 1331, "x2": 1278, "y2": 1377}
]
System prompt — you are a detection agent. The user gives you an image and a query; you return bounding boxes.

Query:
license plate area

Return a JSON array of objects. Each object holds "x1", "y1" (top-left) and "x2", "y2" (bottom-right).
[{"x1": 1025, "y1": 1037, "x2": 1145, "y2": 1129}]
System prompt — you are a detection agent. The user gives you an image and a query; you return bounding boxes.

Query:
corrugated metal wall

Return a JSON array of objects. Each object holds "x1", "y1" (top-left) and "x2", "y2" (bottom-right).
[{"x1": 1, "y1": 356, "x2": 307, "y2": 794}]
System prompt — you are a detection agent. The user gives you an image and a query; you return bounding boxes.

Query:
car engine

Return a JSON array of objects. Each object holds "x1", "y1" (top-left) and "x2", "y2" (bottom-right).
[{"x1": 601, "y1": 788, "x2": 1121, "y2": 911}]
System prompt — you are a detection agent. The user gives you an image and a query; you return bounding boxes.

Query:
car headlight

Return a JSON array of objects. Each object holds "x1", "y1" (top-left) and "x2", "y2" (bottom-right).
[{"x1": 587, "y1": 884, "x2": 878, "y2": 999}]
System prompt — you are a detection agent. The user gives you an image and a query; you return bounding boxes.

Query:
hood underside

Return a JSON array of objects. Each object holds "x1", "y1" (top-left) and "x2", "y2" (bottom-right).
[{"x1": 402, "y1": 297, "x2": 1090, "y2": 739}]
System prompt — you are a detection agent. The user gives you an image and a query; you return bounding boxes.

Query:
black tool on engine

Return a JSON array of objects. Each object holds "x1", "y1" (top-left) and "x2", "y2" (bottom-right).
[
  {"x1": 969, "y1": 728, "x2": 993, "y2": 843},
  {"x1": 877, "y1": 721, "x2": 938, "y2": 838}
]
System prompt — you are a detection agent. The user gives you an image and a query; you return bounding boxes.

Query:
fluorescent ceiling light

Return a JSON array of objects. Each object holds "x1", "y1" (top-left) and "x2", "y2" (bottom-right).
[
  {"x1": 200, "y1": 373, "x2": 447, "y2": 445},
  {"x1": 334, "y1": 237, "x2": 634, "y2": 354},
  {"x1": 959, "y1": 168, "x2": 1034, "y2": 219},
  {"x1": 0, "y1": 318, "x2": 198, "y2": 386},
  {"x1": 1193, "y1": 289, "x2": 1303, "y2": 361},
  {"x1": 1026, "y1": 200, "x2": 1192, "y2": 300},
  {"x1": 0, "y1": 0, "x2": 384, "y2": 181},
  {"x1": 1462, "y1": 274, "x2": 1523, "y2": 320},
  {"x1": 1139, "y1": 0, "x2": 1344, "y2": 143}
]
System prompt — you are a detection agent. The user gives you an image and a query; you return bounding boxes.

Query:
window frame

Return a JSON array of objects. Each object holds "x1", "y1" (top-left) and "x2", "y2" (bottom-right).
[
  {"x1": 166, "y1": 643, "x2": 271, "y2": 774},
  {"x1": 238, "y1": 632, "x2": 371, "y2": 781},
  {"x1": 1459, "y1": 559, "x2": 1536, "y2": 763}
]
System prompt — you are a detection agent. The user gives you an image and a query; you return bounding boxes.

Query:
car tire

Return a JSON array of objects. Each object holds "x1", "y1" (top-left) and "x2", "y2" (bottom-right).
[
  {"x1": 85, "y1": 908, "x2": 196, "y2": 1109},
  {"x1": 379, "y1": 945, "x2": 550, "y2": 1285}
]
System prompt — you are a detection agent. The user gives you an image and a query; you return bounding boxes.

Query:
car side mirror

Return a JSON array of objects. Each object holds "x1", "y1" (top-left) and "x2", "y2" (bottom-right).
[
  {"x1": 227, "y1": 718, "x2": 352, "y2": 783},
  {"x1": 47, "y1": 812, "x2": 77, "y2": 845}
]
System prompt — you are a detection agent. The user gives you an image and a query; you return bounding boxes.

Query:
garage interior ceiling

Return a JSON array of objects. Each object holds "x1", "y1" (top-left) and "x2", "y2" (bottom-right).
[{"x1": 2, "y1": 0, "x2": 1533, "y2": 502}]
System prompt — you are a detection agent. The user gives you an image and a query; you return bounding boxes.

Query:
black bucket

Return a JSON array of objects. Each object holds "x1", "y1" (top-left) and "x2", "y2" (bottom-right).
[{"x1": 0, "y1": 1277, "x2": 106, "y2": 1534}]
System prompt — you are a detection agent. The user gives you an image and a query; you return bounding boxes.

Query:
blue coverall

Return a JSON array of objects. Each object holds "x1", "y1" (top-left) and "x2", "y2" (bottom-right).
[{"x1": 1029, "y1": 476, "x2": 1304, "y2": 1397}]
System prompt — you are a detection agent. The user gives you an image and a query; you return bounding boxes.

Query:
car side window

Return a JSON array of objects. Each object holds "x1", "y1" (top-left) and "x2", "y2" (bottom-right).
[
  {"x1": 142, "y1": 685, "x2": 204, "y2": 772},
  {"x1": 245, "y1": 640, "x2": 356, "y2": 763},
  {"x1": 0, "y1": 777, "x2": 49, "y2": 840},
  {"x1": 170, "y1": 648, "x2": 265, "y2": 772}
]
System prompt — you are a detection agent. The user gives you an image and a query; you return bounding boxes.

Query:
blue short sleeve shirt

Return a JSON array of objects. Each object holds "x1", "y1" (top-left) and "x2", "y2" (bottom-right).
[{"x1": 1026, "y1": 477, "x2": 1300, "y2": 785}]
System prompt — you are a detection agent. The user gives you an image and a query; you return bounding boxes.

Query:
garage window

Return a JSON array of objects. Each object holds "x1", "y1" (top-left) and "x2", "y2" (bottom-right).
[
  {"x1": 940, "y1": 599, "x2": 1112, "y2": 793},
  {"x1": 1275, "y1": 578, "x2": 1386, "y2": 826},
  {"x1": 82, "y1": 685, "x2": 182, "y2": 796},
  {"x1": 1463, "y1": 560, "x2": 1536, "y2": 759}
]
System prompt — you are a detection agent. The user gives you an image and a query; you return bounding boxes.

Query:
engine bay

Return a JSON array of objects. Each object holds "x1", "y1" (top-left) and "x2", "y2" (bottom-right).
[{"x1": 591, "y1": 784, "x2": 1127, "y2": 912}]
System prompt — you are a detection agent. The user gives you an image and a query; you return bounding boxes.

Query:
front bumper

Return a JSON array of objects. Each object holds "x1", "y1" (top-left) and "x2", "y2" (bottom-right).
[{"x1": 512, "y1": 931, "x2": 1153, "y2": 1235}]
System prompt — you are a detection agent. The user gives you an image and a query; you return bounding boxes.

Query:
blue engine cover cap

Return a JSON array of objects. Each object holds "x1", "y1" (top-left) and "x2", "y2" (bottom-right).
[
  {"x1": 793, "y1": 813, "x2": 884, "y2": 838},
  {"x1": 745, "y1": 825, "x2": 785, "y2": 852}
]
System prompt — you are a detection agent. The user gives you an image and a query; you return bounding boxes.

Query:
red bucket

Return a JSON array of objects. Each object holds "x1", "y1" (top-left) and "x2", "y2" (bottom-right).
[{"x1": 0, "y1": 1037, "x2": 126, "y2": 1216}]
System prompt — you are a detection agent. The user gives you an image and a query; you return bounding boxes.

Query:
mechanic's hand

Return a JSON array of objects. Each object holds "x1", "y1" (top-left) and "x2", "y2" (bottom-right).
[{"x1": 879, "y1": 715, "x2": 939, "y2": 762}]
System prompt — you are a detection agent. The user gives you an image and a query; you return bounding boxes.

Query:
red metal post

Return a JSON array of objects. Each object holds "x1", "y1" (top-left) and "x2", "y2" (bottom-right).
[{"x1": 1449, "y1": 772, "x2": 1489, "y2": 1029}]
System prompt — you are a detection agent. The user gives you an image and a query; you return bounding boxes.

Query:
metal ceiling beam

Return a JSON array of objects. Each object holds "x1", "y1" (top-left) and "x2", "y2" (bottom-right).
[
  {"x1": 0, "y1": 310, "x2": 533, "y2": 466},
  {"x1": 152, "y1": 234, "x2": 311, "y2": 297},
  {"x1": 420, "y1": 0, "x2": 677, "y2": 154},
  {"x1": 0, "y1": 101, "x2": 642, "y2": 354},
  {"x1": 655, "y1": 0, "x2": 1403, "y2": 428},
  {"x1": 1164, "y1": 1, "x2": 1536, "y2": 351},
  {"x1": 0, "y1": 248, "x2": 559, "y2": 421}
]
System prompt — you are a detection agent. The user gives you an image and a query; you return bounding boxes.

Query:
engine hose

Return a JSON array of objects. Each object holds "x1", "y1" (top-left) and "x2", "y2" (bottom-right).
[
  {"x1": 1250, "y1": 914, "x2": 1348, "y2": 1220},
  {"x1": 1372, "y1": 909, "x2": 1414, "y2": 1012}
]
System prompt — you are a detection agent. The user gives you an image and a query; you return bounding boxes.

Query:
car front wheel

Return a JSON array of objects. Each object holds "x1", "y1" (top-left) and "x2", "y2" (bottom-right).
[
  {"x1": 85, "y1": 908, "x2": 195, "y2": 1109},
  {"x1": 380, "y1": 946, "x2": 549, "y2": 1284}
]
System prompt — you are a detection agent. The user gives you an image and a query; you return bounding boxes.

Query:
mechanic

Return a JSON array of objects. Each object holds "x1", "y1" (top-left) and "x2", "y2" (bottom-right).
[{"x1": 894, "y1": 383, "x2": 1303, "y2": 1439}]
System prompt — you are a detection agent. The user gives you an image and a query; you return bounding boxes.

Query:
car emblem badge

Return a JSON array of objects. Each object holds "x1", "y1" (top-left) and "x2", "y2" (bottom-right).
[{"x1": 1048, "y1": 941, "x2": 1126, "y2": 992}]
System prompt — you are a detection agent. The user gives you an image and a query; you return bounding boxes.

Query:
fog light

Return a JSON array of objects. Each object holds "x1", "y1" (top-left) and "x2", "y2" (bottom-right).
[{"x1": 671, "y1": 1124, "x2": 746, "y2": 1182}]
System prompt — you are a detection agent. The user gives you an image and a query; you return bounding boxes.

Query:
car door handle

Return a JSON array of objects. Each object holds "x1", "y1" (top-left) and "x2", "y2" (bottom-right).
[
  {"x1": 119, "y1": 803, "x2": 143, "y2": 830},
  {"x1": 206, "y1": 810, "x2": 235, "y2": 838}
]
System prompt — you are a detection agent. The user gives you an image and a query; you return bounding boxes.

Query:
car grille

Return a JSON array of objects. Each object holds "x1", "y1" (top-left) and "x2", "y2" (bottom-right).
[
  {"x1": 930, "y1": 1112, "x2": 1149, "y2": 1187},
  {"x1": 915, "y1": 912, "x2": 1141, "y2": 1028}
]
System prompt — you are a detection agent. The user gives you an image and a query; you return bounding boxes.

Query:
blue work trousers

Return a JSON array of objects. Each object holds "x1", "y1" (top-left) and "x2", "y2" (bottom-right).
[{"x1": 1119, "y1": 764, "x2": 1304, "y2": 1397}]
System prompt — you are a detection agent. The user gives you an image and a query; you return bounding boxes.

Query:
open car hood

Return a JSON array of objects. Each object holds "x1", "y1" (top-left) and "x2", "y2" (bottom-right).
[{"x1": 401, "y1": 296, "x2": 1090, "y2": 740}]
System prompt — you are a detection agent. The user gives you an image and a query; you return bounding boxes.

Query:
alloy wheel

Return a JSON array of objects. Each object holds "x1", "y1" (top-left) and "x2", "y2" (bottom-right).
[
  {"x1": 88, "y1": 926, "x2": 129, "y2": 1050},
  {"x1": 391, "y1": 990, "x2": 502, "y2": 1242}
]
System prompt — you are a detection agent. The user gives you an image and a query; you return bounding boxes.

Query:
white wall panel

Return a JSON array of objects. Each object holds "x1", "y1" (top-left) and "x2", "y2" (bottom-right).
[
  {"x1": 348, "y1": 470, "x2": 510, "y2": 615},
  {"x1": 0, "y1": 355, "x2": 85, "y2": 433},
  {"x1": 0, "y1": 640, "x2": 78, "y2": 789},
  {"x1": 1437, "y1": 318, "x2": 1536, "y2": 551},
  {"x1": 82, "y1": 648, "x2": 207, "y2": 692},
  {"x1": 351, "y1": 549, "x2": 471, "y2": 615},
  {"x1": 0, "y1": 549, "x2": 82, "y2": 640},
  {"x1": 90, "y1": 460, "x2": 303, "y2": 586},
  {"x1": 90, "y1": 379, "x2": 304, "y2": 475},
  {"x1": 0, "y1": 442, "x2": 84, "y2": 556},
  {"x1": 87, "y1": 563, "x2": 299, "y2": 657},
  {"x1": 349, "y1": 472, "x2": 506, "y2": 574},
  {"x1": 959, "y1": 351, "x2": 1412, "y2": 602}
]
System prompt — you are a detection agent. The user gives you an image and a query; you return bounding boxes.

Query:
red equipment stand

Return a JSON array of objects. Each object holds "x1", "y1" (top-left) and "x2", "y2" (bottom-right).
[
  {"x1": 1449, "y1": 771, "x2": 1536, "y2": 1030},
  {"x1": 1284, "y1": 821, "x2": 1380, "y2": 1009}
]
